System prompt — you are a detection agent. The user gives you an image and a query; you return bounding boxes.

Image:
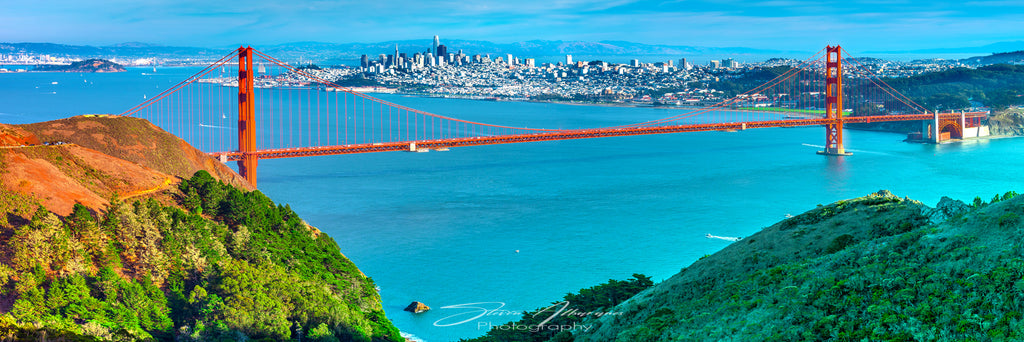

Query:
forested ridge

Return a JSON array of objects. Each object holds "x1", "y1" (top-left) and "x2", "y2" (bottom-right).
[
  {"x1": 875, "y1": 64, "x2": 1024, "y2": 111},
  {"x1": 682, "y1": 63, "x2": 1024, "y2": 112},
  {"x1": 0, "y1": 171, "x2": 402, "y2": 342}
]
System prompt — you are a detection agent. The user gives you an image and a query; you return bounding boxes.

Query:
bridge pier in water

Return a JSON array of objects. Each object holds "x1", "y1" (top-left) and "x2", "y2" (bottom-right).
[{"x1": 817, "y1": 45, "x2": 852, "y2": 156}]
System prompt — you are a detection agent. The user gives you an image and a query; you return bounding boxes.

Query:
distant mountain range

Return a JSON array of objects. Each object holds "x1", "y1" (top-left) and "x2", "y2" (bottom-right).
[
  {"x1": 0, "y1": 40, "x2": 804, "y2": 64},
  {"x1": 0, "y1": 42, "x2": 223, "y2": 59},
  {"x1": 3, "y1": 40, "x2": 1024, "y2": 65},
  {"x1": 867, "y1": 41, "x2": 1024, "y2": 54},
  {"x1": 960, "y1": 50, "x2": 1024, "y2": 65}
]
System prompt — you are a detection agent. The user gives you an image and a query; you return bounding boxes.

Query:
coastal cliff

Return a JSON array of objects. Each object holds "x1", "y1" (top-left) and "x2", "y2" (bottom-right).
[
  {"x1": 988, "y1": 108, "x2": 1024, "y2": 136},
  {"x1": 0, "y1": 116, "x2": 402, "y2": 341}
]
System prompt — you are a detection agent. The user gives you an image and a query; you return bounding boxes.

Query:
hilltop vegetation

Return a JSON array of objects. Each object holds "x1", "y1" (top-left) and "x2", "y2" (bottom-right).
[
  {"x1": 551, "y1": 190, "x2": 1024, "y2": 341},
  {"x1": 0, "y1": 116, "x2": 402, "y2": 341},
  {"x1": 469, "y1": 190, "x2": 1024, "y2": 341},
  {"x1": 0, "y1": 171, "x2": 401, "y2": 341}
]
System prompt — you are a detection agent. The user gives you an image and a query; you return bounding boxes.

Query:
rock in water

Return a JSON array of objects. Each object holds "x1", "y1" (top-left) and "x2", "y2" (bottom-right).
[{"x1": 404, "y1": 301, "x2": 430, "y2": 313}]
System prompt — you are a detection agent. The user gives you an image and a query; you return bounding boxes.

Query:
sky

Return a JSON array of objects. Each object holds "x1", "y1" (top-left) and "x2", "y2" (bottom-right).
[{"x1": 2, "y1": 0, "x2": 1023, "y2": 52}]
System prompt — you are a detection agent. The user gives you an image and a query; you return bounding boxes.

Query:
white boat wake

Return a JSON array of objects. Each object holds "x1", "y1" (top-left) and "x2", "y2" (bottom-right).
[
  {"x1": 801, "y1": 143, "x2": 888, "y2": 155},
  {"x1": 706, "y1": 233, "x2": 742, "y2": 242}
]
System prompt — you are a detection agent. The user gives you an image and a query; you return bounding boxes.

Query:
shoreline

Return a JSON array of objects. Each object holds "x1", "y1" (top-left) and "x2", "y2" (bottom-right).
[{"x1": 385, "y1": 91, "x2": 715, "y2": 110}]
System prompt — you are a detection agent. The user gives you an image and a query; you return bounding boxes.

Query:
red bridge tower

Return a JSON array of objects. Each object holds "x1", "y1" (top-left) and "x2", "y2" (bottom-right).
[
  {"x1": 237, "y1": 46, "x2": 258, "y2": 186},
  {"x1": 818, "y1": 45, "x2": 852, "y2": 156}
]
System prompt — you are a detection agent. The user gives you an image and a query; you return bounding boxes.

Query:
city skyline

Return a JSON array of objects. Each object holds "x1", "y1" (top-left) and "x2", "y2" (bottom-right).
[{"x1": 2, "y1": 0, "x2": 1023, "y2": 52}]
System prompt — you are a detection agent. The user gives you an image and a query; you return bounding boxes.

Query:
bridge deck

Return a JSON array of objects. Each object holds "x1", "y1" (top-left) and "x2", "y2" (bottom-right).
[{"x1": 210, "y1": 112, "x2": 987, "y2": 161}]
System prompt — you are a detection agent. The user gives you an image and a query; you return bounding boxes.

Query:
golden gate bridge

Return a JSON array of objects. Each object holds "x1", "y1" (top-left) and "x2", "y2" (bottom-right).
[{"x1": 119, "y1": 46, "x2": 988, "y2": 187}]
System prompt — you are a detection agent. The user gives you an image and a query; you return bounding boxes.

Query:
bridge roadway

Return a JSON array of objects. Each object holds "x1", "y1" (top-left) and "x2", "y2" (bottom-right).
[{"x1": 209, "y1": 111, "x2": 988, "y2": 161}]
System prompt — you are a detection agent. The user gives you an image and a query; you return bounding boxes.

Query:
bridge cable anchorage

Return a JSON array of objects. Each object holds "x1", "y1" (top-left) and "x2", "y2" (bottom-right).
[{"x1": 116, "y1": 45, "x2": 986, "y2": 188}]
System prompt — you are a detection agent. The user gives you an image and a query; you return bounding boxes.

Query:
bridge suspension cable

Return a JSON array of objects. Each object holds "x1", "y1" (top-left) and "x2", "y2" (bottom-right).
[{"x1": 116, "y1": 45, "x2": 988, "y2": 187}]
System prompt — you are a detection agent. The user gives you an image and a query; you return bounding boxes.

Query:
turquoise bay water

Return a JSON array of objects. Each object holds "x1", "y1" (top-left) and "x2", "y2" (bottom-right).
[{"x1": 2, "y1": 69, "x2": 1022, "y2": 341}]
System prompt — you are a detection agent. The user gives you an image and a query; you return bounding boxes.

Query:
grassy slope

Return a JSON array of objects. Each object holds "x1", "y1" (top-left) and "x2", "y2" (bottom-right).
[
  {"x1": 21, "y1": 116, "x2": 252, "y2": 191},
  {"x1": 574, "y1": 190, "x2": 1024, "y2": 341}
]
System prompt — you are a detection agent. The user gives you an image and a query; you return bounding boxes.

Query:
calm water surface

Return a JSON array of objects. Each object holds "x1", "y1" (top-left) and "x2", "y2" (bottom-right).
[{"x1": 1, "y1": 68, "x2": 1020, "y2": 341}]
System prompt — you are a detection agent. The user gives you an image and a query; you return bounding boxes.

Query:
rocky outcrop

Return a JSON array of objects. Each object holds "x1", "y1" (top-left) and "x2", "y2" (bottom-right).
[
  {"x1": 989, "y1": 111, "x2": 1024, "y2": 136},
  {"x1": 403, "y1": 301, "x2": 430, "y2": 313},
  {"x1": 925, "y1": 196, "x2": 972, "y2": 223}
]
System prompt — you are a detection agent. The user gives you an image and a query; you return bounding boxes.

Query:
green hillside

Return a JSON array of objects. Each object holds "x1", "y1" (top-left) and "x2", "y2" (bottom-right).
[
  {"x1": 0, "y1": 171, "x2": 402, "y2": 342},
  {"x1": 567, "y1": 190, "x2": 1024, "y2": 341},
  {"x1": 469, "y1": 190, "x2": 1024, "y2": 341}
]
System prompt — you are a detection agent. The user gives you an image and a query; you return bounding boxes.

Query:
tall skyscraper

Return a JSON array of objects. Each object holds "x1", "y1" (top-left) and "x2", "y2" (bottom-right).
[
  {"x1": 566, "y1": 55, "x2": 573, "y2": 65},
  {"x1": 507, "y1": 54, "x2": 514, "y2": 65},
  {"x1": 679, "y1": 58, "x2": 689, "y2": 70},
  {"x1": 433, "y1": 35, "x2": 440, "y2": 57},
  {"x1": 360, "y1": 55, "x2": 369, "y2": 68},
  {"x1": 437, "y1": 45, "x2": 447, "y2": 61},
  {"x1": 394, "y1": 44, "x2": 400, "y2": 67}
]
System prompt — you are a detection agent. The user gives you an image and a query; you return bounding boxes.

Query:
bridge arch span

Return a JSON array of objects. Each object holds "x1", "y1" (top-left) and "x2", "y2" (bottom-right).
[{"x1": 939, "y1": 119, "x2": 963, "y2": 140}]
